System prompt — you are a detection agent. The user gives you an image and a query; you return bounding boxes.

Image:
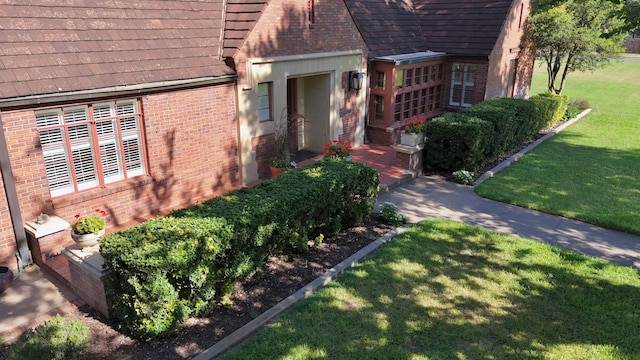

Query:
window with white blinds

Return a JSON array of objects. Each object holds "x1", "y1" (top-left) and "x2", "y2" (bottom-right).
[{"x1": 36, "y1": 99, "x2": 146, "y2": 197}]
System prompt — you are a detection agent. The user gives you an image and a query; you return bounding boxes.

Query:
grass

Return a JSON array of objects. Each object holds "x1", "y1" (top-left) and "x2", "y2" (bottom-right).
[
  {"x1": 223, "y1": 219, "x2": 640, "y2": 360},
  {"x1": 475, "y1": 59, "x2": 640, "y2": 235}
]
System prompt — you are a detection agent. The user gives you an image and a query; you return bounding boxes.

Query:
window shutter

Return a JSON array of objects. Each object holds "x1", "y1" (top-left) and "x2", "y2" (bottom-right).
[
  {"x1": 94, "y1": 103, "x2": 124, "y2": 183},
  {"x1": 117, "y1": 101, "x2": 145, "y2": 177},
  {"x1": 36, "y1": 112, "x2": 73, "y2": 196}
]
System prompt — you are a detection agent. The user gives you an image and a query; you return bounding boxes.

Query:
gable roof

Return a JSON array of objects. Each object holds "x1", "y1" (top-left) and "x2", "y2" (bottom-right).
[
  {"x1": 415, "y1": 0, "x2": 514, "y2": 56},
  {"x1": 223, "y1": 0, "x2": 270, "y2": 58},
  {"x1": 345, "y1": 0, "x2": 515, "y2": 58},
  {"x1": 0, "y1": 0, "x2": 235, "y2": 102},
  {"x1": 345, "y1": 0, "x2": 425, "y2": 58}
]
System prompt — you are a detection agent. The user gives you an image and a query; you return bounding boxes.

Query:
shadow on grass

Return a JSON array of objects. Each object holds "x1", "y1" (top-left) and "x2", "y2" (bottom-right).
[{"x1": 224, "y1": 220, "x2": 640, "y2": 359}]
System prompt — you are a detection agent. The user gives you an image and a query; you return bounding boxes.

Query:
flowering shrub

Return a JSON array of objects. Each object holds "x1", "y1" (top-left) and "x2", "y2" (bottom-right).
[
  {"x1": 451, "y1": 170, "x2": 476, "y2": 185},
  {"x1": 403, "y1": 116, "x2": 426, "y2": 134},
  {"x1": 71, "y1": 209, "x2": 107, "y2": 235},
  {"x1": 323, "y1": 139, "x2": 352, "y2": 160}
]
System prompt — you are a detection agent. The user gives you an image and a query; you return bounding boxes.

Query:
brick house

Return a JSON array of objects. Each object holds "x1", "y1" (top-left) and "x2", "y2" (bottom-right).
[
  {"x1": 0, "y1": 0, "x2": 532, "y2": 275},
  {"x1": 345, "y1": 0, "x2": 535, "y2": 145},
  {"x1": 225, "y1": 0, "x2": 368, "y2": 183},
  {"x1": 0, "y1": 0, "x2": 369, "y2": 274},
  {"x1": 0, "y1": 1, "x2": 241, "y2": 272}
]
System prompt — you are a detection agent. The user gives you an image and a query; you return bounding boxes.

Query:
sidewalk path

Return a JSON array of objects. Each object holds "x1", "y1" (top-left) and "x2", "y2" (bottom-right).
[{"x1": 377, "y1": 176, "x2": 640, "y2": 270}]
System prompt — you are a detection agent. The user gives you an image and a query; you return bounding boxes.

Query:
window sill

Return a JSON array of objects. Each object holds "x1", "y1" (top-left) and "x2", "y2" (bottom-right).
[{"x1": 50, "y1": 175, "x2": 153, "y2": 209}]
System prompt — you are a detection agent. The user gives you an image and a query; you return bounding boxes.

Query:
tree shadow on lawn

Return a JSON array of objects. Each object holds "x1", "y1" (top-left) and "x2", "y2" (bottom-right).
[{"x1": 225, "y1": 219, "x2": 640, "y2": 359}]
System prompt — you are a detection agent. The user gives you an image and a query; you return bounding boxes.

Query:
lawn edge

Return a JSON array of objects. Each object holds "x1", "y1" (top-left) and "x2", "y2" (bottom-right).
[
  {"x1": 474, "y1": 108, "x2": 592, "y2": 186},
  {"x1": 192, "y1": 225, "x2": 410, "y2": 360}
]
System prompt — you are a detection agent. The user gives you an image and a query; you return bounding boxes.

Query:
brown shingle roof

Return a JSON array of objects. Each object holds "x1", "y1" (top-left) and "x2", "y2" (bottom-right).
[
  {"x1": 416, "y1": 0, "x2": 513, "y2": 56},
  {"x1": 345, "y1": 0, "x2": 515, "y2": 58},
  {"x1": 223, "y1": 0, "x2": 269, "y2": 58},
  {"x1": 0, "y1": 0, "x2": 234, "y2": 100},
  {"x1": 345, "y1": 0, "x2": 425, "y2": 58}
]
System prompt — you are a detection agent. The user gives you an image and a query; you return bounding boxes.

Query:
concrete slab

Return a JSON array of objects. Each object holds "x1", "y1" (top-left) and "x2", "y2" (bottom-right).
[{"x1": 0, "y1": 264, "x2": 78, "y2": 337}]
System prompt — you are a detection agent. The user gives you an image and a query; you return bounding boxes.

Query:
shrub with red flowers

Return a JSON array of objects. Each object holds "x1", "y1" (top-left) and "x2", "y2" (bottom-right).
[
  {"x1": 323, "y1": 139, "x2": 352, "y2": 160},
  {"x1": 403, "y1": 116, "x2": 426, "y2": 134},
  {"x1": 71, "y1": 209, "x2": 107, "y2": 235}
]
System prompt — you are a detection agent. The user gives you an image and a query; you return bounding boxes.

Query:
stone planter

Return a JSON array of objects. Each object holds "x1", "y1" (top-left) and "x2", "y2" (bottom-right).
[
  {"x1": 0, "y1": 266, "x2": 14, "y2": 294},
  {"x1": 400, "y1": 132, "x2": 424, "y2": 147},
  {"x1": 70, "y1": 228, "x2": 105, "y2": 249}
]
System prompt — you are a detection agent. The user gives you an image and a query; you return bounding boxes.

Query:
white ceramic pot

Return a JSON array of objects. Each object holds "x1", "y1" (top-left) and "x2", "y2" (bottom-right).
[{"x1": 70, "y1": 228, "x2": 105, "y2": 249}]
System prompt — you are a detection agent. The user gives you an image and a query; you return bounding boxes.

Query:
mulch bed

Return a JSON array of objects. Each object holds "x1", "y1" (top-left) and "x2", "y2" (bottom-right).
[{"x1": 1, "y1": 216, "x2": 394, "y2": 360}]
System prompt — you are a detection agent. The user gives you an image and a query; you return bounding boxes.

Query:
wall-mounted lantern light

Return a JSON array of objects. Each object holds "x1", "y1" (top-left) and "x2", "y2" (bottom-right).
[{"x1": 349, "y1": 71, "x2": 364, "y2": 91}]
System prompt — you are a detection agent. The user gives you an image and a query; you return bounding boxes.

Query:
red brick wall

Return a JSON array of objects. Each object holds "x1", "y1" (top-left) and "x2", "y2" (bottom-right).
[
  {"x1": 0, "y1": 84, "x2": 239, "y2": 264},
  {"x1": 252, "y1": 133, "x2": 276, "y2": 179},
  {"x1": 233, "y1": 0, "x2": 368, "y2": 82},
  {"x1": 442, "y1": 59, "x2": 490, "y2": 113}
]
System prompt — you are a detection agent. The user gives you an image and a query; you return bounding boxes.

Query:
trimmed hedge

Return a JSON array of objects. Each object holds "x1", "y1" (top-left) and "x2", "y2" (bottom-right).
[
  {"x1": 530, "y1": 92, "x2": 569, "y2": 129},
  {"x1": 423, "y1": 112, "x2": 494, "y2": 172},
  {"x1": 100, "y1": 159, "x2": 379, "y2": 338},
  {"x1": 424, "y1": 94, "x2": 567, "y2": 173}
]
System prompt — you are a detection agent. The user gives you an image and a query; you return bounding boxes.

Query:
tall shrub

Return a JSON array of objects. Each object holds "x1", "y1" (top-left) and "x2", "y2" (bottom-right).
[
  {"x1": 530, "y1": 92, "x2": 569, "y2": 129},
  {"x1": 424, "y1": 112, "x2": 494, "y2": 172}
]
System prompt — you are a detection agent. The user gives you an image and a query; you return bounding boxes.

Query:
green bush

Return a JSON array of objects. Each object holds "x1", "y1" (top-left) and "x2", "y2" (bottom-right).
[
  {"x1": 562, "y1": 106, "x2": 581, "y2": 121},
  {"x1": 569, "y1": 98, "x2": 590, "y2": 110},
  {"x1": 461, "y1": 100, "x2": 518, "y2": 157},
  {"x1": 8, "y1": 314, "x2": 90, "y2": 360},
  {"x1": 451, "y1": 170, "x2": 476, "y2": 185},
  {"x1": 377, "y1": 202, "x2": 407, "y2": 226},
  {"x1": 101, "y1": 159, "x2": 379, "y2": 338},
  {"x1": 424, "y1": 112, "x2": 494, "y2": 172},
  {"x1": 530, "y1": 92, "x2": 569, "y2": 129}
]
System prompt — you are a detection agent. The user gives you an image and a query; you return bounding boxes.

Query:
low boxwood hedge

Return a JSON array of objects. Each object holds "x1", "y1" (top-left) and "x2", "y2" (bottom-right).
[
  {"x1": 100, "y1": 159, "x2": 379, "y2": 338},
  {"x1": 424, "y1": 93, "x2": 567, "y2": 173}
]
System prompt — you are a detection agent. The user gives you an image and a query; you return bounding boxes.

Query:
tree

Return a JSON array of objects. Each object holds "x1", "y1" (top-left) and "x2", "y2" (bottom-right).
[{"x1": 529, "y1": 0, "x2": 626, "y2": 94}]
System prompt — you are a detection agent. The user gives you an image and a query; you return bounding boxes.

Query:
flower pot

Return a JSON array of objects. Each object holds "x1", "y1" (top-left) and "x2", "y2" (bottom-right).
[
  {"x1": 70, "y1": 228, "x2": 105, "y2": 249},
  {"x1": 0, "y1": 266, "x2": 14, "y2": 294},
  {"x1": 400, "y1": 132, "x2": 424, "y2": 147},
  {"x1": 269, "y1": 166, "x2": 286, "y2": 178}
]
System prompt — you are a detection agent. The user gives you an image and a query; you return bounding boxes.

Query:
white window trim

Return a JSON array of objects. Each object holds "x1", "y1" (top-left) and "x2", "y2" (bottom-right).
[{"x1": 36, "y1": 99, "x2": 146, "y2": 197}]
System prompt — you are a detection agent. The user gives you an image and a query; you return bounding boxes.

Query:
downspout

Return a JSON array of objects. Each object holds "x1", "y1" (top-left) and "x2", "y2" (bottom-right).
[{"x1": 0, "y1": 112, "x2": 32, "y2": 268}]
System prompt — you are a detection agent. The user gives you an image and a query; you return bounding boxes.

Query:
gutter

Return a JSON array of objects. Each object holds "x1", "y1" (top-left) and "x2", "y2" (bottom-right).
[
  {"x1": 0, "y1": 75, "x2": 237, "y2": 109},
  {"x1": 0, "y1": 116, "x2": 31, "y2": 267}
]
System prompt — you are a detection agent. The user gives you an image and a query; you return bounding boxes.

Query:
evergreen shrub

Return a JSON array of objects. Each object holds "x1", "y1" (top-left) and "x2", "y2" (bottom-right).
[{"x1": 100, "y1": 159, "x2": 379, "y2": 338}]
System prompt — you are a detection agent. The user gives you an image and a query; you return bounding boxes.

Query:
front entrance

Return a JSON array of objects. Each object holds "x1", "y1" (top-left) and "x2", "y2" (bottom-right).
[{"x1": 286, "y1": 74, "x2": 331, "y2": 156}]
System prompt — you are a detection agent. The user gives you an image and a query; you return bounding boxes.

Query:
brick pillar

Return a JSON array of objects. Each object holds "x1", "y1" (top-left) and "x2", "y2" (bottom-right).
[
  {"x1": 62, "y1": 246, "x2": 110, "y2": 319},
  {"x1": 394, "y1": 144, "x2": 424, "y2": 175}
]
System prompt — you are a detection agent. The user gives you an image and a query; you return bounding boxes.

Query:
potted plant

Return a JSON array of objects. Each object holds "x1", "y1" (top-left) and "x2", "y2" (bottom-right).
[
  {"x1": 0, "y1": 266, "x2": 13, "y2": 294},
  {"x1": 323, "y1": 139, "x2": 352, "y2": 160},
  {"x1": 269, "y1": 110, "x2": 295, "y2": 177},
  {"x1": 400, "y1": 115, "x2": 426, "y2": 146},
  {"x1": 70, "y1": 209, "x2": 107, "y2": 249},
  {"x1": 269, "y1": 157, "x2": 295, "y2": 177}
]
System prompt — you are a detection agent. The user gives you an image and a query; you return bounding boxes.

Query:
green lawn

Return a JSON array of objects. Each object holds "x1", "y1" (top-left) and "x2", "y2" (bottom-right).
[
  {"x1": 475, "y1": 59, "x2": 640, "y2": 235},
  {"x1": 223, "y1": 219, "x2": 640, "y2": 360}
]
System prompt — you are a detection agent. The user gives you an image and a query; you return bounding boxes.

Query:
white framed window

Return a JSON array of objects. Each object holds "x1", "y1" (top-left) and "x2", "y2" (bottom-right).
[
  {"x1": 257, "y1": 82, "x2": 273, "y2": 122},
  {"x1": 36, "y1": 99, "x2": 146, "y2": 197},
  {"x1": 449, "y1": 63, "x2": 477, "y2": 107}
]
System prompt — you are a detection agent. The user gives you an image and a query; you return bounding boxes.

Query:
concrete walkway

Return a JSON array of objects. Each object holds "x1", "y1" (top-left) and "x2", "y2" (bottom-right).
[{"x1": 377, "y1": 176, "x2": 640, "y2": 271}]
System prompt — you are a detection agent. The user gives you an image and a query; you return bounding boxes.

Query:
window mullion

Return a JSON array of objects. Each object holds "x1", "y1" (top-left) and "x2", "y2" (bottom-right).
[
  {"x1": 88, "y1": 103, "x2": 106, "y2": 187},
  {"x1": 61, "y1": 109, "x2": 81, "y2": 193}
]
